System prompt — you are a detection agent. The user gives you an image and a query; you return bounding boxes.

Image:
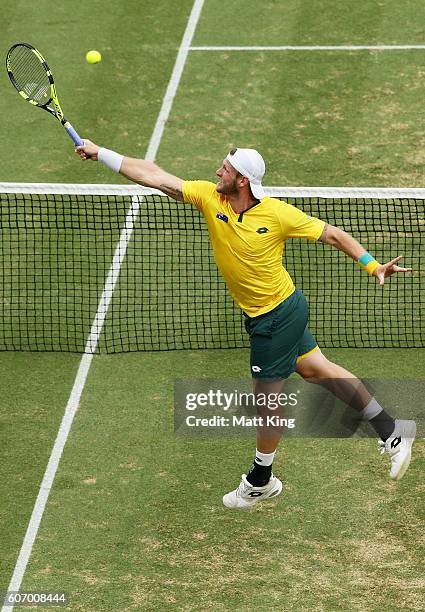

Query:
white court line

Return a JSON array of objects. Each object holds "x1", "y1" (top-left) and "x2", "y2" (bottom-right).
[
  {"x1": 1, "y1": 197, "x2": 141, "y2": 611},
  {"x1": 1, "y1": 1, "x2": 205, "y2": 610},
  {"x1": 190, "y1": 44, "x2": 425, "y2": 51},
  {"x1": 146, "y1": 0, "x2": 205, "y2": 161}
]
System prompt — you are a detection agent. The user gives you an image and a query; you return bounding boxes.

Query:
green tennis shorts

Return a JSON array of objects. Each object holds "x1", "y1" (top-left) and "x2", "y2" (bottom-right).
[{"x1": 244, "y1": 288, "x2": 319, "y2": 380}]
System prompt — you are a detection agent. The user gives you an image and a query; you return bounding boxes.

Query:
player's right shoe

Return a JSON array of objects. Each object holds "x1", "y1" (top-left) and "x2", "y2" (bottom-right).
[
  {"x1": 378, "y1": 419, "x2": 416, "y2": 480},
  {"x1": 222, "y1": 474, "x2": 282, "y2": 509}
]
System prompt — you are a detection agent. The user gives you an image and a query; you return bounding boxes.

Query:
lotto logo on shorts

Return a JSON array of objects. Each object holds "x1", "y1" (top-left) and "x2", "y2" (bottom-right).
[{"x1": 252, "y1": 365, "x2": 262, "y2": 372}]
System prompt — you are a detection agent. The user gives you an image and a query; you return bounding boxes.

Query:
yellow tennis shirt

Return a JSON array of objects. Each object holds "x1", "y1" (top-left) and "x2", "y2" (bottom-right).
[{"x1": 182, "y1": 180, "x2": 326, "y2": 317}]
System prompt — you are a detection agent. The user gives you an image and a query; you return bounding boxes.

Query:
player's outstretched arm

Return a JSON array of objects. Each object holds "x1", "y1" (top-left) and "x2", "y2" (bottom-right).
[
  {"x1": 319, "y1": 224, "x2": 412, "y2": 286},
  {"x1": 75, "y1": 140, "x2": 184, "y2": 202}
]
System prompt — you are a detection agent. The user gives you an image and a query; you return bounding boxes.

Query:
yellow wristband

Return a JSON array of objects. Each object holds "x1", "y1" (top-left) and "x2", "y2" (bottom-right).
[
  {"x1": 363, "y1": 260, "x2": 380, "y2": 276},
  {"x1": 358, "y1": 253, "x2": 380, "y2": 276}
]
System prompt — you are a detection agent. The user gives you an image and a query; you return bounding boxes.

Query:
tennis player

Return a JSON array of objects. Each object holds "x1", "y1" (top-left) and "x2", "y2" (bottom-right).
[{"x1": 76, "y1": 142, "x2": 416, "y2": 509}]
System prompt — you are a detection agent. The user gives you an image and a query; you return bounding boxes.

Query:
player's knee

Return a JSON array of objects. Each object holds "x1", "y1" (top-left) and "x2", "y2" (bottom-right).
[{"x1": 297, "y1": 353, "x2": 336, "y2": 380}]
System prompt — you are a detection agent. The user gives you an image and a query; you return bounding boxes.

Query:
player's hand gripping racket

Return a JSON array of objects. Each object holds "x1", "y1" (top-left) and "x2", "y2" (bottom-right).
[{"x1": 6, "y1": 42, "x2": 83, "y2": 146}]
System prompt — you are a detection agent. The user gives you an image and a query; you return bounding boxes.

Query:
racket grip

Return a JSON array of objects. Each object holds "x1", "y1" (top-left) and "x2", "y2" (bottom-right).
[{"x1": 64, "y1": 122, "x2": 84, "y2": 146}]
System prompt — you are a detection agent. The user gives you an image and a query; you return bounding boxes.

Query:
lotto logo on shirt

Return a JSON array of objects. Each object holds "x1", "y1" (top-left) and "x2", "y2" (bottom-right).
[{"x1": 216, "y1": 212, "x2": 228, "y2": 223}]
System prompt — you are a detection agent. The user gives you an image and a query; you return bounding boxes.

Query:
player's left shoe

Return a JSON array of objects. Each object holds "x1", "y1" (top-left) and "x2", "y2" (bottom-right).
[
  {"x1": 378, "y1": 419, "x2": 416, "y2": 480},
  {"x1": 222, "y1": 473, "x2": 282, "y2": 509}
]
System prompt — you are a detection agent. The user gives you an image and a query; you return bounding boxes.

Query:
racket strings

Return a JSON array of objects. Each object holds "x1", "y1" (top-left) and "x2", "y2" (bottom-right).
[{"x1": 8, "y1": 46, "x2": 51, "y2": 103}]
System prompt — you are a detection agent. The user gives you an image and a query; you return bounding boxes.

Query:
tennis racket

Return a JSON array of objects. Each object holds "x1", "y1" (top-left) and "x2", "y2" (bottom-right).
[{"x1": 6, "y1": 42, "x2": 83, "y2": 146}]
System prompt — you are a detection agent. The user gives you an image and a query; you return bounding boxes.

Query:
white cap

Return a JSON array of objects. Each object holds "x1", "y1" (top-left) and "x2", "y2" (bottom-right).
[{"x1": 226, "y1": 148, "x2": 266, "y2": 200}]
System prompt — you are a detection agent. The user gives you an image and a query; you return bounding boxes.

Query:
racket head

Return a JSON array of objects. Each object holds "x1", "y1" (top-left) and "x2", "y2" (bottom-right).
[
  {"x1": 6, "y1": 43, "x2": 55, "y2": 108},
  {"x1": 6, "y1": 42, "x2": 82, "y2": 145}
]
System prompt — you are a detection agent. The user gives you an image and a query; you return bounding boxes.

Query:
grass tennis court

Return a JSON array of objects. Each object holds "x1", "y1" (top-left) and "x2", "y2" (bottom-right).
[{"x1": 1, "y1": 1, "x2": 424, "y2": 610}]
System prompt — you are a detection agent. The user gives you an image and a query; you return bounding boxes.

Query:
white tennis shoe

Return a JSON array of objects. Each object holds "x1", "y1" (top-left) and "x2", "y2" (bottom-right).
[
  {"x1": 378, "y1": 419, "x2": 416, "y2": 480},
  {"x1": 222, "y1": 474, "x2": 282, "y2": 509}
]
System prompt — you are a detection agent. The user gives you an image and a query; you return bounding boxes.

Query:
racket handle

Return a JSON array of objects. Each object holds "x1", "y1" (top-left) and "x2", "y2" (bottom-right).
[{"x1": 64, "y1": 122, "x2": 84, "y2": 146}]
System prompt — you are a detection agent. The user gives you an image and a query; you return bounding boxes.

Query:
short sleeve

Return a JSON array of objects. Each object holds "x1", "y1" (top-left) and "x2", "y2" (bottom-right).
[
  {"x1": 278, "y1": 202, "x2": 326, "y2": 241},
  {"x1": 182, "y1": 180, "x2": 217, "y2": 212}
]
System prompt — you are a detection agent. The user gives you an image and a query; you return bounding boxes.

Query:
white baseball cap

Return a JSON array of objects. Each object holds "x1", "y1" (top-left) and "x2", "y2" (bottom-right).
[{"x1": 226, "y1": 148, "x2": 266, "y2": 200}]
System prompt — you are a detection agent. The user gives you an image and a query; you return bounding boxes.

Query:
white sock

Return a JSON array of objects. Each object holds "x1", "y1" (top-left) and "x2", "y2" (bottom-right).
[
  {"x1": 254, "y1": 449, "x2": 276, "y2": 466},
  {"x1": 361, "y1": 397, "x2": 383, "y2": 420}
]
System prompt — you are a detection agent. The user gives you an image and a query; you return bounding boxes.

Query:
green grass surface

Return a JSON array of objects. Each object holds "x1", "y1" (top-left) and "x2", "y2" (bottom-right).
[
  {"x1": 158, "y1": 50, "x2": 425, "y2": 186},
  {"x1": 1, "y1": 1, "x2": 425, "y2": 185},
  {"x1": 0, "y1": 353, "x2": 81, "y2": 589},
  {"x1": 0, "y1": 1, "x2": 424, "y2": 610},
  {"x1": 0, "y1": 0, "x2": 194, "y2": 183},
  {"x1": 1, "y1": 350, "x2": 424, "y2": 610},
  {"x1": 194, "y1": 0, "x2": 425, "y2": 46}
]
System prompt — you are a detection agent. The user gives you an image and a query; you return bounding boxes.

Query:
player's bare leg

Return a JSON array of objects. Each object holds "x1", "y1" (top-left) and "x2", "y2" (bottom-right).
[
  {"x1": 253, "y1": 378, "x2": 286, "y2": 453},
  {"x1": 223, "y1": 378, "x2": 284, "y2": 509},
  {"x1": 296, "y1": 349, "x2": 416, "y2": 480}
]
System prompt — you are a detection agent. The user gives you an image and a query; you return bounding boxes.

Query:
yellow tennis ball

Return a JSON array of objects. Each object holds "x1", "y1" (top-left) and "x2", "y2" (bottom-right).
[{"x1": 86, "y1": 50, "x2": 101, "y2": 64}]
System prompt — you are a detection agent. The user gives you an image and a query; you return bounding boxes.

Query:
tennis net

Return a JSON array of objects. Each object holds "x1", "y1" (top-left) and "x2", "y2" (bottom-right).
[{"x1": 0, "y1": 183, "x2": 423, "y2": 353}]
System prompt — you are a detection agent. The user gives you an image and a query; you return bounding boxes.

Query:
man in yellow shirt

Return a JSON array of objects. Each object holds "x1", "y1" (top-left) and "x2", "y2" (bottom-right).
[{"x1": 76, "y1": 141, "x2": 416, "y2": 509}]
